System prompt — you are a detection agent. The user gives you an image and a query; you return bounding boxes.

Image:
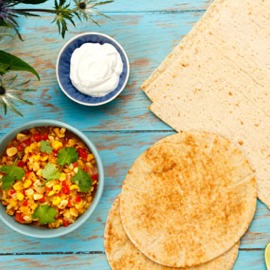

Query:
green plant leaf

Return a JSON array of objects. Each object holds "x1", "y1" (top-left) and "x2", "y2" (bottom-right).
[
  {"x1": 32, "y1": 205, "x2": 57, "y2": 224},
  {"x1": 0, "y1": 165, "x2": 25, "y2": 190},
  {"x1": 57, "y1": 147, "x2": 78, "y2": 166},
  {"x1": 71, "y1": 168, "x2": 92, "y2": 192},
  {"x1": 40, "y1": 140, "x2": 53, "y2": 154},
  {"x1": 41, "y1": 163, "x2": 61, "y2": 181},
  {"x1": 20, "y1": 0, "x2": 49, "y2": 4},
  {"x1": 0, "y1": 50, "x2": 40, "y2": 80}
]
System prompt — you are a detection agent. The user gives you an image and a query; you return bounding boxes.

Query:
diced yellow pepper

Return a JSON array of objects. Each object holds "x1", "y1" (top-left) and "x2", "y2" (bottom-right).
[
  {"x1": 52, "y1": 196, "x2": 61, "y2": 205},
  {"x1": 16, "y1": 192, "x2": 24, "y2": 201},
  {"x1": 48, "y1": 190, "x2": 56, "y2": 196},
  {"x1": 53, "y1": 185, "x2": 61, "y2": 192},
  {"x1": 13, "y1": 181, "x2": 22, "y2": 191},
  {"x1": 23, "y1": 179, "x2": 32, "y2": 189},
  {"x1": 30, "y1": 203, "x2": 38, "y2": 210}
]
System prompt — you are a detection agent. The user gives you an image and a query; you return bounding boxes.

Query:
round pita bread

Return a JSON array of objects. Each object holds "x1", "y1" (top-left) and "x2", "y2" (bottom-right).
[
  {"x1": 104, "y1": 196, "x2": 240, "y2": 270},
  {"x1": 120, "y1": 131, "x2": 256, "y2": 267}
]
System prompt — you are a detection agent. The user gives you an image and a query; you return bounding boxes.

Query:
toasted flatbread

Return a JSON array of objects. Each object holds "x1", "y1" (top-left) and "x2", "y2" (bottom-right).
[
  {"x1": 104, "y1": 196, "x2": 240, "y2": 270},
  {"x1": 120, "y1": 132, "x2": 257, "y2": 267}
]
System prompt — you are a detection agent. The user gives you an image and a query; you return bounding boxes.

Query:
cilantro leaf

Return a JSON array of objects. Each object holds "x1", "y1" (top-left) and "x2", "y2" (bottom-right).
[
  {"x1": 32, "y1": 205, "x2": 57, "y2": 224},
  {"x1": 40, "y1": 140, "x2": 52, "y2": 154},
  {"x1": 71, "y1": 168, "x2": 92, "y2": 192},
  {"x1": 0, "y1": 165, "x2": 25, "y2": 190},
  {"x1": 41, "y1": 163, "x2": 61, "y2": 181},
  {"x1": 57, "y1": 147, "x2": 78, "y2": 166}
]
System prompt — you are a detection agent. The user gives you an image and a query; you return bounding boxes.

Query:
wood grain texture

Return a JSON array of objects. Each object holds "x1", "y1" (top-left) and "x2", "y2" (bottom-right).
[{"x1": 0, "y1": 0, "x2": 269, "y2": 269}]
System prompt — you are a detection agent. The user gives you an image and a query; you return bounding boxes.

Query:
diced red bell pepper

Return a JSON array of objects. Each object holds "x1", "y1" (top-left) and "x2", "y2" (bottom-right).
[
  {"x1": 75, "y1": 195, "x2": 82, "y2": 203},
  {"x1": 9, "y1": 189, "x2": 16, "y2": 195},
  {"x1": 63, "y1": 219, "x2": 70, "y2": 227},
  {"x1": 77, "y1": 147, "x2": 88, "y2": 160},
  {"x1": 17, "y1": 161, "x2": 25, "y2": 168},
  {"x1": 39, "y1": 196, "x2": 46, "y2": 203},
  {"x1": 15, "y1": 213, "x2": 25, "y2": 223},
  {"x1": 91, "y1": 173, "x2": 98, "y2": 181},
  {"x1": 22, "y1": 200, "x2": 28, "y2": 206},
  {"x1": 62, "y1": 182, "x2": 70, "y2": 195}
]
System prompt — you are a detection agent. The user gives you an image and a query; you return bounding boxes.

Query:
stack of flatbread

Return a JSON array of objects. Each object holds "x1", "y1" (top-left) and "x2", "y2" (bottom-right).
[
  {"x1": 141, "y1": 0, "x2": 270, "y2": 208},
  {"x1": 104, "y1": 132, "x2": 257, "y2": 269}
]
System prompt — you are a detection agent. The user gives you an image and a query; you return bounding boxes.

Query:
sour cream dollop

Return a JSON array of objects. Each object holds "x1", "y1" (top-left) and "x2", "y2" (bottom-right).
[{"x1": 70, "y1": 43, "x2": 123, "y2": 97}]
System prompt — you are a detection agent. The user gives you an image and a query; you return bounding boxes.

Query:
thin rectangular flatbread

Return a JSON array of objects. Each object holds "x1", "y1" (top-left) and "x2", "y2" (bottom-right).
[
  {"x1": 141, "y1": 0, "x2": 228, "y2": 94},
  {"x1": 143, "y1": 0, "x2": 270, "y2": 104}
]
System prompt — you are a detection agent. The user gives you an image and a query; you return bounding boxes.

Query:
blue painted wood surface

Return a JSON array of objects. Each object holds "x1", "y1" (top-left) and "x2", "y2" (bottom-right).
[{"x1": 0, "y1": 0, "x2": 269, "y2": 269}]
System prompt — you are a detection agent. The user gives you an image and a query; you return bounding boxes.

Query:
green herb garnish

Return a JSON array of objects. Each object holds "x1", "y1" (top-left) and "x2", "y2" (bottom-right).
[
  {"x1": 57, "y1": 147, "x2": 78, "y2": 166},
  {"x1": 71, "y1": 167, "x2": 92, "y2": 192},
  {"x1": 32, "y1": 205, "x2": 57, "y2": 224},
  {"x1": 40, "y1": 140, "x2": 53, "y2": 154},
  {"x1": 0, "y1": 165, "x2": 25, "y2": 190},
  {"x1": 41, "y1": 163, "x2": 61, "y2": 181}
]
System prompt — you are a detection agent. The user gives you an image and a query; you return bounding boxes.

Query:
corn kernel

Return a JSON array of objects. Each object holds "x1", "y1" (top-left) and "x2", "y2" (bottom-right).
[
  {"x1": 25, "y1": 188, "x2": 34, "y2": 196},
  {"x1": 36, "y1": 169, "x2": 42, "y2": 176},
  {"x1": 74, "y1": 167, "x2": 78, "y2": 173},
  {"x1": 13, "y1": 181, "x2": 22, "y2": 191},
  {"x1": 70, "y1": 184, "x2": 79, "y2": 191},
  {"x1": 52, "y1": 196, "x2": 61, "y2": 205},
  {"x1": 67, "y1": 139, "x2": 76, "y2": 146},
  {"x1": 87, "y1": 154, "x2": 94, "y2": 161},
  {"x1": 20, "y1": 206, "x2": 30, "y2": 215},
  {"x1": 46, "y1": 180, "x2": 55, "y2": 188},
  {"x1": 54, "y1": 128, "x2": 65, "y2": 138},
  {"x1": 22, "y1": 154, "x2": 28, "y2": 162},
  {"x1": 24, "y1": 146, "x2": 31, "y2": 154},
  {"x1": 23, "y1": 179, "x2": 32, "y2": 189},
  {"x1": 58, "y1": 199, "x2": 68, "y2": 209},
  {"x1": 33, "y1": 194, "x2": 43, "y2": 200},
  {"x1": 52, "y1": 140, "x2": 63, "y2": 150},
  {"x1": 23, "y1": 215, "x2": 32, "y2": 223},
  {"x1": 53, "y1": 185, "x2": 61, "y2": 192},
  {"x1": 78, "y1": 160, "x2": 84, "y2": 168},
  {"x1": 48, "y1": 190, "x2": 56, "y2": 196},
  {"x1": 16, "y1": 192, "x2": 24, "y2": 201},
  {"x1": 70, "y1": 207, "x2": 78, "y2": 217},
  {"x1": 9, "y1": 199, "x2": 17, "y2": 207},
  {"x1": 6, "y1": 147, "x2": 18, "y2": 157},
  {"x1": 75, "y1": 201, "x2": 83, "y2": 210},
  {"x1": 40, "y1": 155, "x2": 48, "y2": 161},
  {"x1": 33, "y1": 155, "x2": 40, "y2": 161},
  {"x1": 16, "y1": 133, "x2": 28, "y2": 142},
  {"x1": 30, "y1": 203, "x2": 38, "y2": 210},
  {"x1": 33, "y1": 161, "x2": 40, "y2": 172}
]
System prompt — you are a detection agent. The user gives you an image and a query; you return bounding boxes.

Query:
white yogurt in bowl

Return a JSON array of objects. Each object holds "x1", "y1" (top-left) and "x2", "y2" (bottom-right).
[
  {"x1": 56, "y1": 32, "x2": 130, "y2": 106},
  {"x1": 70, "y1": 43, "x2": 123, "y2": 97}
]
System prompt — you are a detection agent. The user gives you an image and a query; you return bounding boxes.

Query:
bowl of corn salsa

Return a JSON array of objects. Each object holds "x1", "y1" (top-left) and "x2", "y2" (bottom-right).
[{"x1": 0, "y1": 120, "x2": 104, "y2": 238}]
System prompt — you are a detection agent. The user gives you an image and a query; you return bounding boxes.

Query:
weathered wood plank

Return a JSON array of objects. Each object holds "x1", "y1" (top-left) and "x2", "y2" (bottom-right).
[
  {"x1": 1, "y1": 12, "x2": 203, "y2": 131},
  {"x1": 0, "y1": 250, "x2": 267, "y2": 270},
  {"x1": 0, "y1": 132, "x2": 269, "y2": 254},
  {"x1": 19, "y1": 0, "x2": 210, "y2": 12}
]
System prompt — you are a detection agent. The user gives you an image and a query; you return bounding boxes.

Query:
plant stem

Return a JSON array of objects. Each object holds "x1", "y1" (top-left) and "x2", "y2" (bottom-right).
[{"x1": 12, "y1": 9, "x2": 57, "y2": 14}]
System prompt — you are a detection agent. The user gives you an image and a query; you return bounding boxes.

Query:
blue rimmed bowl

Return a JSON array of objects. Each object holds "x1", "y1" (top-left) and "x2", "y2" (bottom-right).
[
  {"x1": 56, "y1": 32, "x2": 130, "y2": 106},
  {"x1": 0, "y1": 120, "x2": 104, "y2": 238}
]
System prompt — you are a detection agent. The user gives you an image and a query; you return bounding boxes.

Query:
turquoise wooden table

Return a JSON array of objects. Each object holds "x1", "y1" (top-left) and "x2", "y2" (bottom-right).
[{"x1": 0, "y1": 0, "x2": 269, "y2": 269}]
